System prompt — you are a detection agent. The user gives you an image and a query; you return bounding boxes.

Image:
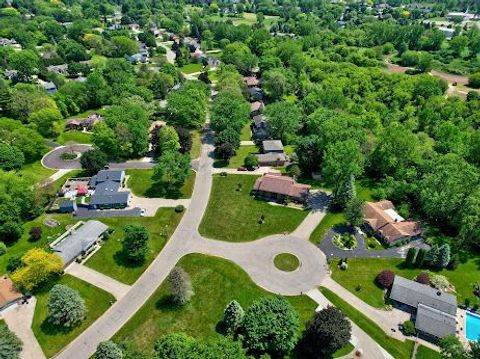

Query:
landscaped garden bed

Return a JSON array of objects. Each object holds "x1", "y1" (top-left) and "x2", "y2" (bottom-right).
[
  {"x1": 274, "y1": 253, "x2": 300, "y2": 272},
  {"x1": 332, "y1": 232, "x2": 358, "y2": 250}
]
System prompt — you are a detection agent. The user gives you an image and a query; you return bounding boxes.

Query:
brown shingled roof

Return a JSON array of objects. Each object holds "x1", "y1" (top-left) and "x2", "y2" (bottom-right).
[
  {"x1": 253, "y1": 173, "x2": 310, "y2": 200},
  {"x1": 0, "y1": 276, "x2": 22, "y2": 309}
]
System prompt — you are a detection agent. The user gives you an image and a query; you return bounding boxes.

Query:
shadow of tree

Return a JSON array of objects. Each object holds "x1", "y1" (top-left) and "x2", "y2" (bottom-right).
[
  {"x1": 144, "y1": 181, "x2": 182, "y2": 199},
  {"x1": 113, "y1": 250, "x2": 145, "y2": 269},
  {"x1": 155, "y1": 295, "x2": 183, "y2": 312}
]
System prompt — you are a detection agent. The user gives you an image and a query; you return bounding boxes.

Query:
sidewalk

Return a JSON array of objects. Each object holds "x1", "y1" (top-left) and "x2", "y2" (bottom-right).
[{"x1": 2, "y1": 298, "x2": 46, "y2": 359}]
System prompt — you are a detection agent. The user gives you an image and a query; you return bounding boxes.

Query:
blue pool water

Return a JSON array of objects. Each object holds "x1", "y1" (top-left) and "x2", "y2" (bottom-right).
[{"x1": 466, "y1": 312, "x2": 480, "y2": 341}]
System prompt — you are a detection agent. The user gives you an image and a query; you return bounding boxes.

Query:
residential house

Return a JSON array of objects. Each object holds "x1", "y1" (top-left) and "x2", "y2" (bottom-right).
[
  {"x1": 184, "y1": 37, "x2": 200, "y2": 52},
  {"x1": 250, "y1": 101, "x2": 265, "y2": 117},
  {"x1": 65, "y1": 113, "x2": 102, "y2": 131},
  {"x1": 89, "y1": 170, "x2": 130, "y2": 209},
  {"x1": 0, "y1": 38, "x2": 22, "y2": 50},
  {"x1": 248, "y1": 86, "x2": 263, "y2": 101},
  {"x1": 0, "y1": 276, "x2": 22, "y2": 311},
  {"x1": 39, "y1": 80, "x2": 57, "y2": 95},
  {"x1": 244, "y1": 76, "x2": 259, "y2": 87},
  {"x1": 256, "y1": 140, "x2": 287, "y2": 166},
  {"x1": 59, "y1": 200, "x2": 78, "y2": 213},
  {"x1": 207, "y1": 57, "x2": 221, "y2": 69},
  {"x1": 439, "y1": 27, "x2": 455, "y2": 40},
  {"x1": 129, "y1": 52, "x2": 148, "y2": 64},
  {"x1": 252, "y1": 114, "x2": 269, "y2": 140},
  {"x1": 389, "y1": 276, "x2": 457, "y2": 341},
  {"x1": 363, "y1": 200, "x2": 422, "y2": 245},
  {"x1": 47, "y1": 64, "x2": 69, "y2": 75},
  {"x1": 50, "y1": 220, "x2": 108, "y2": 266},
  {"x1": 253, "y1": 173, "x2": 311, "y2": 203},
  {"x1": 129, "y1": 23, "x2": 141, "y2": 32}
]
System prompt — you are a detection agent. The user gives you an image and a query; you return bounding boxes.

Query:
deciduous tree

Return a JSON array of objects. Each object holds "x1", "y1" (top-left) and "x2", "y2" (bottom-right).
[{"x1": 121, "y1": 225, "x2": 149, "y2": 263}]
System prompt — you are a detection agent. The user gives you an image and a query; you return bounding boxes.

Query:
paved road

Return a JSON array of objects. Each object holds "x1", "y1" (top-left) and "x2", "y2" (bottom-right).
[
  {"x1": 157, "y1": 41, "x2": 175, "y2": 64},
  {"x1": 42, "y1": 145, "x2": 92, "y2": 170},
  {"x1": 55, "y1": 127, "x2": 329, "y2": 358},
  {"x1": 319, "y1": 227, "x2": 430, "y2": 259}
]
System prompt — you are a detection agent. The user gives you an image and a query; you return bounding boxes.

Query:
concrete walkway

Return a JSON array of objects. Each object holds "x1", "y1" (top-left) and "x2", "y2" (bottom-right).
[
  {"x1": 240, "y1": 140, "x2": 255, "y2": 146},
  {"x1": 2, "y1": 298, "x2": 46, "y2": 359},
  {"x1": 39, "y1": 169, "x2": 73, "y2": 188},
  {"x1": 129, "y1": 195, "x2": 191, "y2": 216},
  {"x1": 305, "y1": 289, "x2": 390, "y2": 359},
  {"x1": 65, "y1": 263, "x2": 131, "y2": 300},
  {"x1": 157, "y1": 41, "x2": 175, "y2": 64}
]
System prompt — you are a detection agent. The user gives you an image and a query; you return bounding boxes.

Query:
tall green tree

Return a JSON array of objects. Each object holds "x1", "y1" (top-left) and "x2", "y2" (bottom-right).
[
  {"x1": 223, "y1": 300, "x2": 245, "y2": 334},
  {"x1": 47, "y1": 284, "x2": 86, "y2": 328},
  {"x1": 153, "y1": 151, "x2": 191, "y2": 188},
  {"x1": 263, "y1": 101, "x2": 302, "y2": 143},
  {"x1": 121, "y1": 225, "x2": 149, "y2": 263},
  {"x1": 0, "y1": 322, "x2": 22, "y2": 359}
]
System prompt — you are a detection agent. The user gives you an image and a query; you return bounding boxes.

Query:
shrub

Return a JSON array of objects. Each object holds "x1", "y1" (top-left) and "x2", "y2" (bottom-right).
[
  {"x1": 223, "y1": 300, "x2": 245, "y2": 334},
  {"x1": 168, "y1": 267, "x2": 193, "y2": 305},
  {"x1": 430, "y1": 274, "x2": 453, "y2": 292},
  {"x1": 415, "y1": 272, "x2": 430, "y2": 285},
  {"x1": 405, "y1": 247, "x2": 417, "y2": 267},
  {"x1": 0, "y1": 322, "x2": 22, "y2": 359},
  {"x1": 376, "y1": 270, "x2": 395, "y2": 289},
  {"x1": 0, "y1": 242, "x2": 6, "y2": 256},
  {"x1": 29, "y1": 226, "x2": 42, "y2": 241},
  {"x1": 244, "y1": 154, "x2": 258, "y2": 169},
  {"x1": 447, "y1": 253, "x2": 459, "y2": 270},
  {"x1": 60, "y1": 152, "x2": 77, "y2": 161},
  {"x1": 175, "y1": 205, "x2": 185, "y2": 213},
  {"x1": 415, "y1": 248, "x2": 426, "y2": 268},
  {"x1": 95, "y1": 340, "x2": 123, "y2": 359},
  {"x1": 403, "y1": 320, "x2": 416, "y2": 336},
  {"x1": 468, "y1": 72, "x2": 480, "y2": 88},
  {"x1": 47, "y1": 284, "x2": 86, "y2": 328}
]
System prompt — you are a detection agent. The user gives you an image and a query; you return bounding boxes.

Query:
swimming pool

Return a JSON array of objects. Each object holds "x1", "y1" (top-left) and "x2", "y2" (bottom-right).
[{"x1": 466, "y1": 312, "x2": 480, "y2": 341}]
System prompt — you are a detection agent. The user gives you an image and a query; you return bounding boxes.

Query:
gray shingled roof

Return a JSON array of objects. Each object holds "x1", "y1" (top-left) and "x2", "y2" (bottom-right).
[
  {"x1": 263, "y1": 140, "x2": 284, "y2": 153},
  {"x1": 51, "y1": 220, "x2": 108, "y2": 265},
  {"x1": 91, "y1": 192, "x2": 130, "y2": 206},
  {"x1": 390, "y1": 276, "x2": 457, "y2": 315},
  {"x1": 95, "y1": 180, "x2": 121, "y2": 195},
  {"x1": 415, "y1": 304, "x2": 457, "y2": 338},
  {"x1": 96, "y1": 170, "x2": 124, "y2": 183}
]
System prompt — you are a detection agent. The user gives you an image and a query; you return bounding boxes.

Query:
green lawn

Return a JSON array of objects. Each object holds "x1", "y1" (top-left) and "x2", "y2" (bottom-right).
[
  {"x1": 274, "y1": 253, "x2": 300, "y2": 272},
  {"x1": 284, "y1": 145, "x2": 295, "y2": 156},
  {"x1": 309, "y1": 212, "x2": 347, "y2": 245},
  {"x1": 0, "y1": 213, "x2": 76, "y2": 275},
  {"x1": 32, "y1": 274, "x2": 115, "y2": 358},
  {"x1": 415, "y1": 345, "x2": 442, "y2": 359},
  {"x1": 16, "y1": 161, "x2": 56, "y2": 185},
  {"x1": 190, "y1": 130, "x2": 202, "y2": 159},
  {"x1": 85, "y1": 209, "x2": 183, "y2": 284},
  {"x1": 199, "y1": 175, "x2": 309, "y2": 242},
  {"x1": 180, "y1": 63, "x2": 203, "y2": 74},
  {"x1": 232, "y1": 12, "x2": 279, "y2": 27},
  {"x1": 214, "y1": 145, "x2": 259, "y2": 169},
  {"x1": 240, "y1": 123, "x2": 251, "y2": 141},
  {"x1": 114, "y1": 254, "x2": 316, "y2": 353},
  {"x1": 320, "y1": 287, "x2": 415, "y2": 359},
  {"x1": 126, "y1": 169, "x2": 195, "y2": 199},
  {"x1": 56, "y1": 131, "x2": 92, "y2": 145},
  {"x1": 330, "y1": 258, "x2": 480, "y2": 308},
  {"x1": 333, "y1": 342, "x2": 355, "y2": 358}
]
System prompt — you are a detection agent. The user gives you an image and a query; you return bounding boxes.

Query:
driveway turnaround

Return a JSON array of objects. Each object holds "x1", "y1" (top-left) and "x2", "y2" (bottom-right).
[{"x1": 42, "y1": 144, "x2": 92, "y2": 170}]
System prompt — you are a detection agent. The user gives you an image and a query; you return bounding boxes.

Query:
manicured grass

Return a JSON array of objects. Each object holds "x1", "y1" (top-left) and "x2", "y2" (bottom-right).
[
  {"x1": 228, "y1": 145, "x2": 259, "y2": 168},
  {"x1": 0, "y1": 214, "x2": 75, "y2": 275},
  {"x1": 330, "y1": 258, "x2": 480, "y2": 308},
  {"x1": 114, "y1": 254, "x2": 316, "y2": 352},
  {"x1": 309, "y1": 212, "x2": 347, "y2": 245},
  {"x1": 232, "y1": 12, "x2": 279, "y2": 27},
  {"x1": 126, "y1": 169, "x2": 195, "y2": 199},
  {"x1": 274, "y1": 253, "x2": 300, "y2": 272},
  {"x1": 85, "y1": 209, "x2": 183, "y2": 284},
  {"x1": 32, "y1": 274, "x2": 115, "y2": 358},
  {"x1": 320, "y1": 287, "x2": 415, "y2": 359},
  {"x1": 240, "y1": 123, "x2": 251, "y2": 141},
  {"x1": 366, "y1": 236, "x2": 385, "y2": 250},
  {"x1": 56, "y1": 131, "x2": 92, "y2": 145},
  {"x1": 416, "y1": 345, "x2": 442, "y2": 359},
  {"x1": 199, "y1": 175, "x2": 309, "y2": 242},
  {"x1": 190, "y1": 130, "x2": 202, "y2": 159},
  {"x1": 16, "y1": 161, "x2": 56, "y2": 185},
  {"x1": 333, "y1": 342, "x2": 355, "y2": 358},
  {"x1": 180, "y1": 63, "x2": 203, "y2": 74}
]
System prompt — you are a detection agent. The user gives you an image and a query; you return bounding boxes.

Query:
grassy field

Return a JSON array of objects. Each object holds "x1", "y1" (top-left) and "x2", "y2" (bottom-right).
[
  {"x1": 32, "y1": 274, "x2": 115, "y2": 358},
  {"x1": 415, "y1": 345, "x2": 442, "y2": 359},
  {"x1": 233, "y1": 12, "x2": 279, "y2": 27},
  {"x1": 309, "y1": 212, "x2": 347, "y2": 245},
  {"x1": 190, "y1": 130, "x2": 202, "y2": 159},
  {"x1": 114, "y1": 254, "x2": 316, "y2": 353},
  {"x1": 199, "y1": 175, "x2": 309, "y2": 242},
  {"x1": 228, "y1": 145, "x2": 259, "y2": 168},
  {"x1": 16, "y1": 161, "x2": 56, "y2": 184},
  {"x1": 330, "y1": 257, "x2": 480, "y2": 308},
  {"x1": 56, "y1": 131, "x2": 92, "y2": 145},
  {"x1": 180, "y1": 63, "x2": 203, "y2": 74},
  {"x1": 85, "y1": 209, "x2": 183, "y2": 284},
  {"x1": 126, "y1": 169, "x2": 195, "y2": 199},
  {"x1": 320, "y1": 287, "x2": 415, "y2": 359},
  {"x1": 240, "y1": 123, "x2": 251, "y2": 141},
  {"x1": 274, "y1": 253, "x2": 300, "y2": 272}
]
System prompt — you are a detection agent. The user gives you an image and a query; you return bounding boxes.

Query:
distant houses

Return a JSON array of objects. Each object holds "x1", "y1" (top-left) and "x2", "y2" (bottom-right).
[
  {"x1": 250, "y1": 101, "x2": 264, "y2": 117},
  {"x1": 65, "y1": 113, "x2": 102, "y2": 131},
  {"x1": 253, "y1": 173, "x2": 311, "y2": 203},
  {"x1": 363, "y1": 200, "x2": 422, "y2": 245}
]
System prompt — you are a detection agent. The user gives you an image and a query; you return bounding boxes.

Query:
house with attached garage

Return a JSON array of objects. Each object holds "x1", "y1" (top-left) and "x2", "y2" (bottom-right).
[
  {"x1": 253, "y1": 173, "x2": 310, "y2": 203},
  {"x1": 389, "y1": 275, "x2": 458, "y2": 342},
  {"x1": 256, "y1": 140, "x2": 287, "y2": 167},
  {"x1": 89, "y1": 170, "x2": 131, "y2": 209}
]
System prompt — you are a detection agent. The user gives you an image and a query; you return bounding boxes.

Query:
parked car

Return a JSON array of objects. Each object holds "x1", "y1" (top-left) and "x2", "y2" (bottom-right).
[{"x1": 237, "y1": 167, "x2": 247, "y2": 171}]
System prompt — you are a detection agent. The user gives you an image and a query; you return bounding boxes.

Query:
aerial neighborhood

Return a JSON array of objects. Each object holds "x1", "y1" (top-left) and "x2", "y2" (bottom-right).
[{"x1": 0, "y1": 1, "x2": 480, "y2": 359}]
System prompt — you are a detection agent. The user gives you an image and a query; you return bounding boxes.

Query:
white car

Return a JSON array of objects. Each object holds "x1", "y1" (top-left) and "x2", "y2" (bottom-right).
[{"x1": 140, "y1": 208, "x2": 146, "y2": 217}]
